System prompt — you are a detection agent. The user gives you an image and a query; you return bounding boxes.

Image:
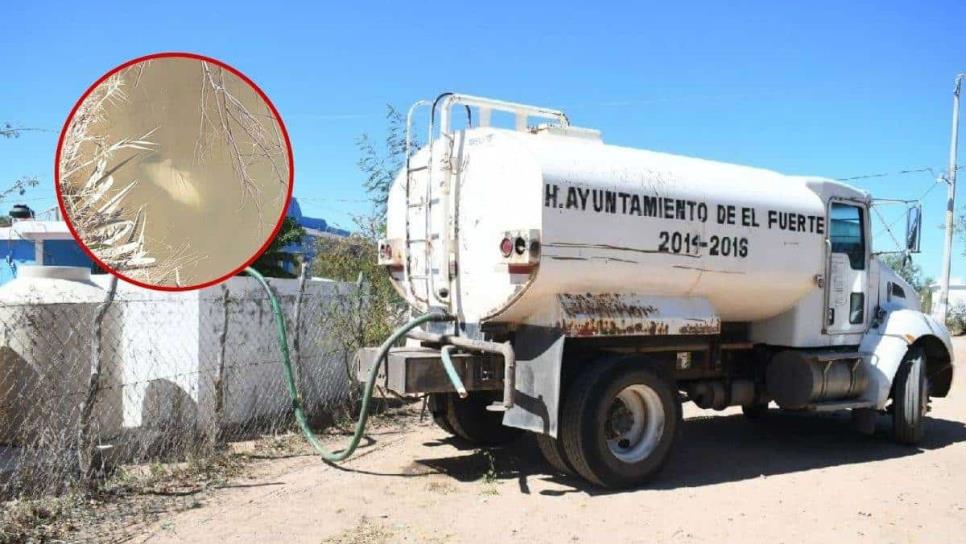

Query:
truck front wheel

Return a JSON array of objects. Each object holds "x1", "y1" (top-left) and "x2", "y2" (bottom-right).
[
  {"x1": 560, "y1": 360, "x2": 681, "y2": 488},
  {"x1": 892, "y1": 347, "x2": 929, "y2": 445}
]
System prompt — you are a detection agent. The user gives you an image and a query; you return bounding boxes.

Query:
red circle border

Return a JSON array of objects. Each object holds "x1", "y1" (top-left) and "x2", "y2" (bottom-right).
[{"x1": 54, "y1": 51, "x2": 295, "y2": 292}]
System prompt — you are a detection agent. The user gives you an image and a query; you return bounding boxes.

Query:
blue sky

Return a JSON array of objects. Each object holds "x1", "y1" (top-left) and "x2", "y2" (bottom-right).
[{"x1": 1, "y1": 1, "x2": 963, "y2": 279}]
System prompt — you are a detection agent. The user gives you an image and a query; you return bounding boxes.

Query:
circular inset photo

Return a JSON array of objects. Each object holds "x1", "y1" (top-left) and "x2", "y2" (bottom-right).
[{"x1": 55, "y1": 52, "x2": 293, "y2": 290}]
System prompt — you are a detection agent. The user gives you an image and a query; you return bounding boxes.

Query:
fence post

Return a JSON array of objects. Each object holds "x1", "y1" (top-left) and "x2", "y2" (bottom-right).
[
  {"x1": 77, "y1": 275, "x2": 118, "y2": 488},
  {"x1": 355, "y1": 271, "x2": 366, "y2": 353},
  {"x1": 292, "y1": 261, "x2": 311, "y2": 415},
  {"x1": 341, "y1": 273, "x2": 366, "y2": 388},
  {"x1": 212, "y1": 283, "x2": 230, "y2": 447}
]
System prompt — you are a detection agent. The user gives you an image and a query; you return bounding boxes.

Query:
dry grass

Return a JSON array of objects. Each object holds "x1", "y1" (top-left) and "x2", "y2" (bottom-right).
[
  {"x1": 320, "y1": 518, "x2": 395, "y2": 544},
  {"x1": 424, "y1": 480, "x2": 456, "y2": 495},
  {"x1": 58, "y1": 72, "x2": 159, "y2": 276},
  {"x1": 0, "y1": 494, "x2": 82, "y2": 544},
  {"x1": 0, "y1": 398, "x2": 411, "y2": 543},
  {"x1": 0, "y1": 445, "x2": 263, "y2": 543},
  {"x1": 197, "y1": 61, "x2": 288, "y2": 223},
  {"x1": 58, "y1": 66, "x2": 209, "y2": 286}
]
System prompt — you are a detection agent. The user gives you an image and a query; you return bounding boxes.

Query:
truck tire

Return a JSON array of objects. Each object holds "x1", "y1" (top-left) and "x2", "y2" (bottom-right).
[
  {"x1": 742, "y1": 402, "x2": 769, "y2": 419},
  {"x1": 560, "y1": 359, "x2": 681, "y2": 488},
  {"x1": 432, "y1": 411, "x2": 456, "y2": 436},
  {"x1": 427, "y1": 394, "x2": 456, "y2": 435},
  {"x1": 434, "y1": 392, "x2": 521, "y2": 446},
  {"x1": 535, "y1": 433, "x2": 575, "y2": 476},
  {"x1": 893, "y1": 347, "x2": 929, "y2": 445}
]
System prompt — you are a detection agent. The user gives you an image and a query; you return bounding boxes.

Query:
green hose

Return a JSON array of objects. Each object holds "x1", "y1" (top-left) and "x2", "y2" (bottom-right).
[
  {"x1": 245, "y1": 266, "x2": 451, "y2": 462},
  {"x1": 440, "y1": 346, "x2": 468, "y2": 398}
]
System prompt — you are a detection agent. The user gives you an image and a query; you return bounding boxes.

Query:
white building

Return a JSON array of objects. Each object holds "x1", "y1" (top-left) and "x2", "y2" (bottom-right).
[
  {"x1": 929, "y1": 278, "x2": 966, "y2": 311},
  {"x1": 0, "y1": 208, "x2": 95, "y2": 284}
]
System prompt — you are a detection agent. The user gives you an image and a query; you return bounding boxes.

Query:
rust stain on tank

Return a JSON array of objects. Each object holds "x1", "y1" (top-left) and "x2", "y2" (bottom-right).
[
  {"x1": 559, "y1": 293, "x2": 659, "y2": 319},
  {"x1": 557, "y1": 293, "x2": 671, "y2": 337},
  {"x1": 556, "y1": 293, "x2": 719, "y2": 337},
  {"x1": 557, "y1": 318, "x2": 673, "y2": 337},
  {"x1": 678, "y1": 320, "x2": 720, "y2": 335}
]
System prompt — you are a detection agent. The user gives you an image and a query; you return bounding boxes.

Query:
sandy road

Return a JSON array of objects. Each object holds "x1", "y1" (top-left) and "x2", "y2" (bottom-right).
[{"x1": 138, "y1": 338, "x2": 966, "y2": 544}]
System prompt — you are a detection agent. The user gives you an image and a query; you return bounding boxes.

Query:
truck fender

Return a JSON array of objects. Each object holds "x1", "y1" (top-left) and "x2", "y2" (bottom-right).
[{"x1": 859, "y1": 309, "x2": 954, "y2": 409}]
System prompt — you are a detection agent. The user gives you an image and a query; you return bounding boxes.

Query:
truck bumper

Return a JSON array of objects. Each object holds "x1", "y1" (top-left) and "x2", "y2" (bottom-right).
[{"x1": 355, "y1": 346, "x2": 505, "y2": 396}]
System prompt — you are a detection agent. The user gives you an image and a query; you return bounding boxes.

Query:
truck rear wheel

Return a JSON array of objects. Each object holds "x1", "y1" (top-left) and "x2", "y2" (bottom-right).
[
  {"x1": 560, "y1": 360, "x2": 681, "y2": 488},
  {"x1": 427, "y1": 393, "x2": 455, "y2": 434},
  {"x1": 429, "y1": 392, "x2": 520, "y2": 446},
  {"x1": 893, "y1": 347, "x2": 929, "y2": 445},
  {"x1": 535, "y1": 433, "x2": 575, "y2": 476},
  {"x1": 742, "y1": 402, "x2": 769, "y2": 419}
]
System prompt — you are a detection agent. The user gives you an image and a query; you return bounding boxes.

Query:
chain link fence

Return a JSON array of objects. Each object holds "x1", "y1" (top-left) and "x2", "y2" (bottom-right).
[{"x1": 0, "y1": 270, "x2": 369, "y2": 500}]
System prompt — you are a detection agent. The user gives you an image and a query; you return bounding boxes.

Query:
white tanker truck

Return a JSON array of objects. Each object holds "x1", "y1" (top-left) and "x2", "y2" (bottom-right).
[{"x1": 357, "y1": 93, "x2": 956, "y2": 488}]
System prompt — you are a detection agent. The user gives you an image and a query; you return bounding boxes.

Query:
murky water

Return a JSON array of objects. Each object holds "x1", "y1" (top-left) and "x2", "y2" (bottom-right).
[{"x1": 60, "y1": 57, "x2": 290, "y2": 287}]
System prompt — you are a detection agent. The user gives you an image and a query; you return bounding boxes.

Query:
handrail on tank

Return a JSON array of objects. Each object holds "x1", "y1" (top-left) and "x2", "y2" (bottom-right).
[
  {"x1": 417, "y1": 93, "x2": 571, "y2": 314},
  {"x1": 400, "y1": 93, "x2": 571, "y2": 325},
  {"x1": 434, "y1": 93, "x2": 570, "y2": 135},
  {"x1": 405, "y1": 99, "x2": 432, "y2": 160},
  {"x1": 403, "y1": 100, "x2": 432, "y2": 310}
]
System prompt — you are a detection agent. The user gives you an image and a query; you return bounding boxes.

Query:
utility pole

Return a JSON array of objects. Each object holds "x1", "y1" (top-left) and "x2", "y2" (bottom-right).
[{"x1": 936, "y1": 73, "x2": 964, "y2": 323}]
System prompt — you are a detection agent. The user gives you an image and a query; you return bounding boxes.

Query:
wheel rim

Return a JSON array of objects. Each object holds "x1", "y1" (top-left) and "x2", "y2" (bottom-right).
[{"x1": 605, "y1": 384, "x2": 666, "y2": 463}]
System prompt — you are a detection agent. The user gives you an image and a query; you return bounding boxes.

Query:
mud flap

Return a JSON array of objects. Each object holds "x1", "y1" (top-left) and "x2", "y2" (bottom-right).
[{"x1": 502, "y1": 325, "x2": 565, "y2": 437}]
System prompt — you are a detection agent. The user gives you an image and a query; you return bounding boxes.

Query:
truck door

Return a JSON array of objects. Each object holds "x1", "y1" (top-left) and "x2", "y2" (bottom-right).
[{"x1": 824, "y1": 201, "x2": 870, "y2": 336}]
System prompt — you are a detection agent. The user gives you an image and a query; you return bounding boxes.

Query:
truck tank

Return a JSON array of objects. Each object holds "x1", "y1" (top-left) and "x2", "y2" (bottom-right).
[{"x1": 384, "y1": 115, "x2": 864, "y2": 327}]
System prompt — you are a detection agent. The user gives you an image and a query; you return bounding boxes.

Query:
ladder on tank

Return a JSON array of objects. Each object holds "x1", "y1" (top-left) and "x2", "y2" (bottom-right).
[{"x1": 402, "y1": 99, "x2": 438, "y2": 311}]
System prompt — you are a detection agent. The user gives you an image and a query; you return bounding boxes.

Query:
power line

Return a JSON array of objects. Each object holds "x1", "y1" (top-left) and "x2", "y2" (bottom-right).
[
  {"x1": 294, "y1": 196, "x2": 370, "y2": 204},
  {"x1": 873, "y1": 205, "x2": 903, "y2": 250},
  {"x1": 844, "y1": 163, "x2": 950, "y2": 244},
  {"x1": 837, "y1": 167, "x2": 939, "y2": 182},
  {"x1": 914, "y1": 178, "x2": 943, "y2": 202},
  {"x1": 836, "y1": 165, "x2": 961, "y2": 182},
  {"x1": 872, "y1": 172, "x2": 946, "y2": 242}
]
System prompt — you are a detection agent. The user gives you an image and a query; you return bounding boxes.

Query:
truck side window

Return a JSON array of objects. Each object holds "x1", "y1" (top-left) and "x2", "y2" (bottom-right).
[
  {"x1": 829, "y1": 203, "x2": 865, "y2": 270},
  {"x1": 890, "y1": 282, "x2": 906, "y2": 299},
  {"x1": 849, "y1": 293, "x2": 864, "y2": 324}
]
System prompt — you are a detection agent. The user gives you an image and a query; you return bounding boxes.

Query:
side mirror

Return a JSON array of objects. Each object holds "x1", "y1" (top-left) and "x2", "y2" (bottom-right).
[{"x1": 905, "y1": 204, "x2": 922, "y2": 253}]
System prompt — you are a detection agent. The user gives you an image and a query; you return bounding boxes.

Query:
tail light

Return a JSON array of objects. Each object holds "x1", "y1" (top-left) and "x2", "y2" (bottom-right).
[
  {"x1": 500, "y1": 229, "x2": 541, "y2": 271},
  {"x1": 500, "y1": 237, "x2": 514, "y2": 257},
  {"x1": 377, "y1": 239, "x2": 402, "y2": 267}
]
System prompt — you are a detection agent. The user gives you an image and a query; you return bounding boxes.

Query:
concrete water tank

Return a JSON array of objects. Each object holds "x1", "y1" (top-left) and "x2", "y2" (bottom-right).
[{"x1": 0, "y1": 266, "x2": 121, "y2": 445}]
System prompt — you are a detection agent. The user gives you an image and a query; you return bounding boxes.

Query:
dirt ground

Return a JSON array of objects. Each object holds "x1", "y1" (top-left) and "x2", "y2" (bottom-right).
[{"x1": 134, "y1": 338, "x2": 966, "y2": 544}]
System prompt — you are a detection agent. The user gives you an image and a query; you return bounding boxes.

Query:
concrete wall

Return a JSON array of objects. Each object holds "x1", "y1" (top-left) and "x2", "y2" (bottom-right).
[{"x1": 91, "y1": 275, "x2": 357, "y2": 446}]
